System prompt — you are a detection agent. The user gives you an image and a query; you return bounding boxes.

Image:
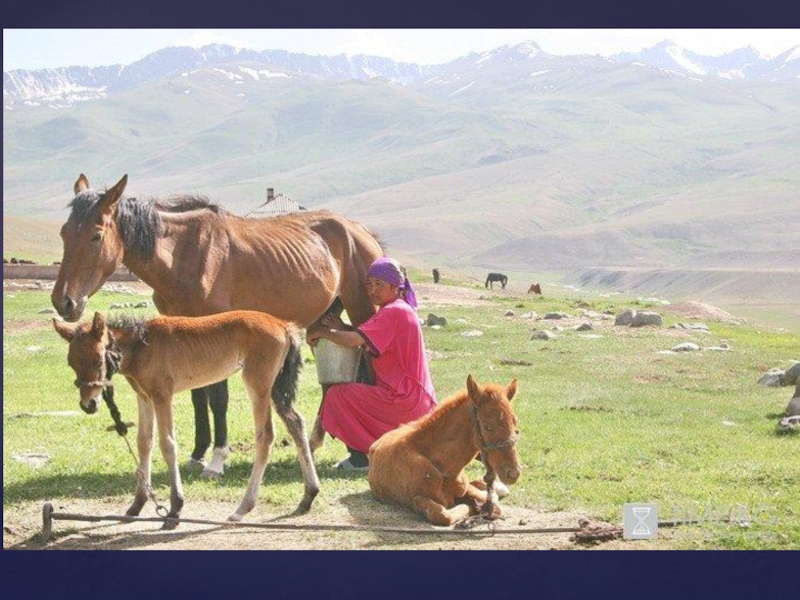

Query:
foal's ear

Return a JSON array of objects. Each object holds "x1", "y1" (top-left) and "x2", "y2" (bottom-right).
[
  {"x1": 466, "y1": 374, "x2": 480, "y2": 399},
  {"x1": 74, "y1": 173, "x2": 90, "y2": 195},
  {"x1": 91, "y1": 312, "x2": 107, "y2": 341},
  {"x1": 53, "y1": 318, "x2": 76, "y2": 342},
  {"x1": 506, "y1": 378, "x2": 518, "y2": 402},
  {"x1": 98, "y1": 174, "x2": 128, "y2": 215}
]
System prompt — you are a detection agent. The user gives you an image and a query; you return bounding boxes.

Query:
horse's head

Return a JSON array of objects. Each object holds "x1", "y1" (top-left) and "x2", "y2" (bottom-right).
[
  {"x1": 467, "y1": 374, "x2": 522, "y2": 485},
  {"x1": 51, "y1": 174, "x2": 128, "y2": 321},
  {"x1": 53, "y1": 312, "x2": 111, "y2": 414}
]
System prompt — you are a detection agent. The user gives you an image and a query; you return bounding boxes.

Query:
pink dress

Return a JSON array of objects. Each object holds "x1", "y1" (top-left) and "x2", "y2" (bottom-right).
[{"x1": 320, "y1": 298, "x2": 437, "y2": 453}]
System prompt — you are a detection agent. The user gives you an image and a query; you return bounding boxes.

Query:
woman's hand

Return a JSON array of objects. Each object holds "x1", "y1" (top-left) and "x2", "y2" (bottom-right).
[
  {"x1": 320, "y1": 313, "x2": 347, "y2": 329},
  {"x1": 306, "y1": 323, "x2": 327, "y2": 347}
]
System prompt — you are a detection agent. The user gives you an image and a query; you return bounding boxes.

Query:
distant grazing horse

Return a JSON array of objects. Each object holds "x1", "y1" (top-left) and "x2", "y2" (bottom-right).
[
  {"x1": 485, "y1": 272, "x2": 508, "y2": 289},
  {"x1": 53, "y1": 310, "x2": 319, "y2": 526},
  {"x1": 368, "y1": 375, "x2": 521, "y2": 526},
  {"x1": 432, "y1": 268, "x2": 441, "y2": 284},
  {"x1": 527, "y1": 283, "x2": 542, "y2": 295},
  {"x1": 51, "y1": 174, "x2": 382, "y2": 478}
]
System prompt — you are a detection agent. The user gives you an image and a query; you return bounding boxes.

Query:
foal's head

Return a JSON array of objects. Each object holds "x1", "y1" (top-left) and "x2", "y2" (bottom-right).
[
  {"x1": 53, "y1": 312, "x2": 111, "y2": 415},
  {"x1": 467, "y1": 374, "x2": 521, "y2": 485}
]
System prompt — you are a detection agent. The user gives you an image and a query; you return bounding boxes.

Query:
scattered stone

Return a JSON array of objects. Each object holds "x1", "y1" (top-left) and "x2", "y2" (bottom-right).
[
  {"x1": 519, "y1": 312, "x2": 537, "y2": 320},
  {"x1": 461, "y1": 329, "x2": 483, "y2": 337},
  {"x1": 499, "y1": 358, "x2": 533, "y2": 366},
  {"x1": 630, "y1": 312, "x2": 663, "y2": 328},
  {"x1": 656, "y1": 350, "x2": 677, "y2": 355},
  {"x1": 704, "y1": 346, "x2": 731, "y2": 352},
  {"x1": 579, "y1": 310, "x2": 602, "y2": 319},
  {"x1": 575, "y1": 323, "x2": 593, "y2": 331},
  {"x1": 12, "y1": 453, "x2": 51, "y2": 468},
  {"x1": 504, "y1": 310, "x2": 515, "y2": 317},
  {"x1": 26, "y1": 346, "x2": 42, "y2": 353},
  {"x1": 543, "y1": 312, "x2": 570, "y2": 320},
  {"x1": 134, "y1": 301, "x2": 150, "y2": 308},
  {"x1": 784, "y1": 362, "x2": 800, "y2": 386},
  {"x1": 671, "y1": 342, "x2": 701, "y2": 352},
  {"x1": 426, "y1": 314, "x2": 448, "y2": 327},
  {"x1": 758, "y1": 369, "x2": 786, "y2": 387},
  {"x1": 722, "y1": 421, "x2": 737, "y2": 427},
  {"x1": 777, "y1": 415, "x2": 800, "y2": 432},
  {"x1": 785, "y1": 395, "x2": 800, "y2": 417},
  {"x1": 551, "y1": 325, "x2": 564, "y2": 332},
  {"x1": 671, "y1": 322, "x2": 711, "y2": 332},
  {"x1": 530, "y1": 330, "x2": 556, "y2": 341},
  {"x1": 614, "y1": 309, "x2": 636, "y2": 326},
  {"x1": 456, "y1": 318, "x2": 470, "y2": 324}
]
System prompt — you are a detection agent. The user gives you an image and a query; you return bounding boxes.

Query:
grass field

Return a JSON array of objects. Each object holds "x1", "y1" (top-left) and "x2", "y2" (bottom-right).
[{"x1": 3, "y1": 279, "x2": 798, "y2": 549}]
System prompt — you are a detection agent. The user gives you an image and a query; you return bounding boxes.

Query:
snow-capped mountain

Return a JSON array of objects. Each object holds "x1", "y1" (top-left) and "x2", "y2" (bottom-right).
[
  {"x1": 3, "y1": 44, "x2": 431, "y2": 109},
  {"x1": 612, "y1": 40, "x2": 798, "y2": 81},
  {"x1": 4, "y1": 40, "x2": 798, "y2": 110}
]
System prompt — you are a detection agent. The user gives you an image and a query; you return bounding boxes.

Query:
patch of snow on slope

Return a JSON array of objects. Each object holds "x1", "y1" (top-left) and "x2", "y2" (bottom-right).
[
  {"x1": 666, "y1": 45, "x2": 706, "y2": 75},
  {"x1": 449, "y1": 81, "x2": 475, "y2": 96}
]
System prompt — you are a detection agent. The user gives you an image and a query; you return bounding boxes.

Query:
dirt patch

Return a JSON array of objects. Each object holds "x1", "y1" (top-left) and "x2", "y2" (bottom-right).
[
  {"x1": 415, "y1": 283, "x2": 494, "y2": 308},
  {"x1": 4, "y1": 494, "x2": 625, "y2": 551},
  {"x1": 661, "y1": 301, "x2": 743, "y2": 324}
]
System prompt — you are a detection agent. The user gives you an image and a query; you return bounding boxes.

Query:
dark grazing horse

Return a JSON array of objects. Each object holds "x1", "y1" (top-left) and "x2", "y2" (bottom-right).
[
  {"x1": 485, "y1": 272, "x2": 508, "y2": 289},
  {"x1": 54, "y1": 310, "x2": 319, "y2": 526},
  {"x1": 432, "y1": 268, "x2": 441, "y2": 284},
  {"x1": 51, "y1": 174, "x2": 382, "y2": 478}
]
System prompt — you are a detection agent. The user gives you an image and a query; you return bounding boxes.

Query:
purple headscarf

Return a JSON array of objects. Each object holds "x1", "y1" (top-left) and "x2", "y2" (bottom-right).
[{"x1": 367, "y1": 257, "x2": 418, "y2": 309}]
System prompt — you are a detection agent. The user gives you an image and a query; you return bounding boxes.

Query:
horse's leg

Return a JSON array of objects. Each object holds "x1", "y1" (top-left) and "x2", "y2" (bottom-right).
[
  {"x1": 201, "y1": 379, "x2": 230, "y2": 480},
  {"x1": 411, "y1": 495, "x2": 471, "y2": 527},
  {"x1": 470, "y1": 478, "x2": 511, "y2": 499},
  {"x1": 153, "y1": 395, "x2": 184, "y2": 529},
  {"x1": 309, "y1": 383, "x2": 331, "y2": 455},
  {"x1": 229, "y1": 385, "x2": 274, "y2": 522},
  {"x1": 126, "y1": 394, "x2": 154, "y2": 516},
  {"x1": 274, "y1": 400, "x2": 320, "y2": 513},
  {"x1": 186, "y1": 386, "x2": 211, "y2": 472}
]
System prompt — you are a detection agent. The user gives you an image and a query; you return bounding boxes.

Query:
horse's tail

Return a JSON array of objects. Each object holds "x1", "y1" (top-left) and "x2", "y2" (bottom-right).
[{"x1": 272, "y1": 327, "x2": 302, "y2": 411}]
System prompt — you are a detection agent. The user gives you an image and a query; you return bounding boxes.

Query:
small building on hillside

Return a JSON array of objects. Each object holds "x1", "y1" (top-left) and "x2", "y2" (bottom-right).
[{"x1": 244, "y1": 188, "x2": 307, "y2": 217}]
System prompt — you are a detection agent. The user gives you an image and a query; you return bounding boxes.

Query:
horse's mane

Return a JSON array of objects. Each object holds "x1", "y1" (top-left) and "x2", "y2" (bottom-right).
[
  {"x1": 68, "y1": 188, "x2": 225, "y2": 261},
  {"x1": 411, "y1": 388, "x2": 470, "y2": 433},
  {"x1": 107, "y1": 314, "x2": 149, "y2": 343}
]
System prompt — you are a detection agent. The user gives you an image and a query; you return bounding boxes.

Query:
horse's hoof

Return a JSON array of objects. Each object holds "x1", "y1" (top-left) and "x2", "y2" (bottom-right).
[
  {"x1": 227, "y1": 513, "x2": 244, "y2": 523},
  {"x1": 185, "y1": 458, "x2": 206, "y2": 473},
  {"x1": 160, "y1": 518, "x2": 180, "y2": 531},
  {"x1": 494, "y1": 481, "x2": 511, "y2": 499},
  {"x1": 200, "y1": 467, "x2": 222, "y2": 480}
]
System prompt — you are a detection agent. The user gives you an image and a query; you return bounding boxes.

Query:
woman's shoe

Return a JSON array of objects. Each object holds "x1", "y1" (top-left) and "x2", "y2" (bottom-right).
[{"x1": 335, "y1": 457, "x2": 369, "y2": 472}]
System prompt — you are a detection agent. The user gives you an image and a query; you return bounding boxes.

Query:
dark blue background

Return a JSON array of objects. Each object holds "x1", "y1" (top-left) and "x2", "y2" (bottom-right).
[{"x1": 3, "y1": 1, "x2": 799, "y2": 598}]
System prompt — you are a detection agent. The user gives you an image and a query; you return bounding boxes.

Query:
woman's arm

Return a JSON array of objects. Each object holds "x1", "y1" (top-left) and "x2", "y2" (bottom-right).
[{"x1": 306, "y1": 323, "x2": 364, "y2": 348}]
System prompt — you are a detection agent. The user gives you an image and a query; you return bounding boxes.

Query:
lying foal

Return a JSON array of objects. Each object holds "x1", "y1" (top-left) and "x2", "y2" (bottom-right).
[
  {"x1": 54, "y1": 310, "x2": 320, "y2": 527},
  {"x1": 369, "y1": 375, "x2": 521, "y2": 526}
]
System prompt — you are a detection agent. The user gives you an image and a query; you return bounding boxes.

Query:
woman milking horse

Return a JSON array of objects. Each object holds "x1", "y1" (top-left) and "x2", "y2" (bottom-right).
[{"x1": 52, "y1": 174, "x2": 382, "y2": 478}]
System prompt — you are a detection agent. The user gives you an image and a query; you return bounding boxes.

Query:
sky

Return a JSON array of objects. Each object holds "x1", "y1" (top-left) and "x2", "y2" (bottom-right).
[{"x1": 3, "y1": 29, "x2": 799, "y2": 72}]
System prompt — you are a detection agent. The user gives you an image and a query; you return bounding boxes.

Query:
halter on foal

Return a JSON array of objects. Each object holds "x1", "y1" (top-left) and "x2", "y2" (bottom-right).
[
  {"x1": 54, "y1": 310, "x2": 320, "y2": 528},
  {"x1": 368, "y1": 375, "x2": 521, "y2": 526}
]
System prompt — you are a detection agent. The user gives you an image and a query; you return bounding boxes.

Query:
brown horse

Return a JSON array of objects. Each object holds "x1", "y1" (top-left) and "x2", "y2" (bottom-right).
[
  {"x1": 368, "y1": 375, "x2": 521, "y2": 526},
  {"x1": 51, "y1": 174, "x2": 382, "y2": 477},
  {"x1": 53, "y1": 310, "x2": 319, "y2": 527},
  {"x1": 527, "y1": 283, "x2": 542, "y2": 295}
]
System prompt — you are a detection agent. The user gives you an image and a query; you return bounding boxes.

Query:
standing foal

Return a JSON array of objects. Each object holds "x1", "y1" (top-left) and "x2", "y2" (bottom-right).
[{"x1": 54, "y1": 310, "x2": 319, "y2": 527}]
